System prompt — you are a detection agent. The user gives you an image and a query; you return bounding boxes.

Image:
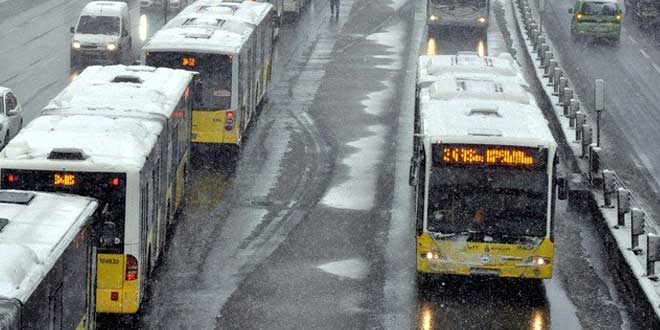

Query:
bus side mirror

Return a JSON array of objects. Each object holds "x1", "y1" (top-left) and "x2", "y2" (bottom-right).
[
  {"x1": 70, "y1": 26, "x2": 75, "y2": 33},
  {"x1": 568, "y1": 8, "x2": 574, "y2": 14},
  {"x1": 409, "y1": 157, "x2": 419, "y2": 186},
  {"x1": 274, "y1": 14, "x2": 282, "y2": 28},
  {"x1": 557, "y1": 177, "x2": 568, "y2": 200}
]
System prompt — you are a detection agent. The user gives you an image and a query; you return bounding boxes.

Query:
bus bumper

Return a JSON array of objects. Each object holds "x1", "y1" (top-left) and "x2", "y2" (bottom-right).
[
  {"x1": 417, "y1": 258, "x2": 553, "y2": 279},
  {"x1": 96, "y1": 287, "x2": 140, "y2": 314}
]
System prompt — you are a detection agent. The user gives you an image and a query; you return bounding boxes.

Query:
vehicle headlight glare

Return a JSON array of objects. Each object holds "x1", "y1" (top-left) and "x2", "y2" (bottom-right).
[
  {"x1": 429, "y1": 15, "x2": 438, "y2": 21},
  {"x1": 478, "y1": 16, "x2": 487, "y2": 24},
  {"x1": 72, "y1": 41, "x2": 81, "y2": 49},
  {"x1": 106, "y1": 43, "x2": 117, "y2": 51}
]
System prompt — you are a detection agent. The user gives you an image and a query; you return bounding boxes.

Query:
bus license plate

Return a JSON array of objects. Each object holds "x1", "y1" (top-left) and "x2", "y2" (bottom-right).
[{"x1": 470, "y1": 268, "x2": 500, "y2": 277}]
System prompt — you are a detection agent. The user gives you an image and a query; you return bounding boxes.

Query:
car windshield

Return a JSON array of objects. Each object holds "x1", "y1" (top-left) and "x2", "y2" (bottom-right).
[
  {"x1": 76, "y1": 15, "x2": 120, "y2": 35},
  {"x1": 581, "y1": 2, "x2": 620, "y2": 15}
]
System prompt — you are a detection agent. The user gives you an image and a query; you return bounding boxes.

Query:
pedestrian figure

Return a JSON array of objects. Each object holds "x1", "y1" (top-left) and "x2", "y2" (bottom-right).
[{"x1": 330, "y1": 0, "x2": 339, "y2": 17}]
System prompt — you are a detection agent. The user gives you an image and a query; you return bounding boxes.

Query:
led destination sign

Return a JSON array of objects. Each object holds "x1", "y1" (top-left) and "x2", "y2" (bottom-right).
[
  {"x1": 433, "y1": 144, "x2": 546, "y2": 168},
  {"x1": 53, "y1": 173, "x2": 76, "y2": 186}
]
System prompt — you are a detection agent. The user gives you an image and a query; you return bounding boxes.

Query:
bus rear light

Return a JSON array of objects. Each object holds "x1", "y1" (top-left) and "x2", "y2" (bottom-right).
[
  {"x1": 111, "y1": 291, "x2": 119, "y2": 301},
  {"x1": 6, "y1": 174, "x2": 16, "y2": 183},
  {"x1": 125, "y1": 254, "x2": 138, "y2": 281},
  {"x1": 110, "y1": 177, "x2": 121, "y2": 186},
  {"x1": 225, "y1": 111, "x2": 235, "y2": 119}
]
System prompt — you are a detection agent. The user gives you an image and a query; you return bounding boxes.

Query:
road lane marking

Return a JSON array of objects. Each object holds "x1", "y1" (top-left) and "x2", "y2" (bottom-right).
[
  {"x1": 628, "y1": 35, "x2": 638, "y2": 45},
  {"x1": 640, "y1": 49, "x2": 650, "y2": 59},
  {"x1": 653, "y1": 63, "x2": 660, "y2": 75}
]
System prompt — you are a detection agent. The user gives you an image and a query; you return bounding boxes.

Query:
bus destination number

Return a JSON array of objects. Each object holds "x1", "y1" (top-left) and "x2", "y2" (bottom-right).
[
  {"x1": 182, "y1": 57, "x2": 196, "y2": 68},
  {"x1": 441, "y1": 146, "x2": 535, "y2": 166},
  {"x1": 53, "y1": 173, "x2": 76, "y2": 186}
]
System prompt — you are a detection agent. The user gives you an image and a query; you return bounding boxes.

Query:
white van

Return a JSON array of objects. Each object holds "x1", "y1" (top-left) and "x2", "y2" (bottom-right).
[{"x1": 70, "y1": 1, "x2": 132, "y2": 66}]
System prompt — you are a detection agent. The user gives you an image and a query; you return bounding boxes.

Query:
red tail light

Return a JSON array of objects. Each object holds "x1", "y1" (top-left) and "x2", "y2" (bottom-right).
[
  {"x1": 125, "y1": 254, "x2": 138, "y2": 281},
  {"x1": 225, "y1": 111, "x2": 235, "y2": 131},
  {"x1": 6, "y1": 174, "x2": 16, "y2": 183},
  {"x1": 110, "y1": 177, "x2": 120, "y2": 186}
]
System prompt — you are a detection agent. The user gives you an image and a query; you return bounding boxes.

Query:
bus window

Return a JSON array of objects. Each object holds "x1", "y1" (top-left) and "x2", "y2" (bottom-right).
[{"x1": 146, "y1": 52, "x2": 233, "y2": 110}]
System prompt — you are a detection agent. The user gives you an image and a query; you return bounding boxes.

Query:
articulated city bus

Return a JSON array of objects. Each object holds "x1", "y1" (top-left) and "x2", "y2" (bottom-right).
[
  {"x1": 144, "y1": 0, "x2": 276, "y2": 147},
  {"x1": 411, "y1": 53, "x2": 566, "y2": 281},
  {"x1": 0, "y1": 65, "x2": 195, "y2": 315},
  {"x1": 0, "y1": 191, "x2": 99, "y2": 330},
  {"x1": 427, "y1": 0, "x2": 490, "y2": 30}
]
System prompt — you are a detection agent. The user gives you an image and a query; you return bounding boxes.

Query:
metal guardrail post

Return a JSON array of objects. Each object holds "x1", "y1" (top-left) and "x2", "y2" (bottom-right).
[
  {"x1": 647, "y1": 234, "x2": 660, "y2": 281},
  {"x1": 616, "y1": 188, "x2": 631, "y2": 228},
  {"x1": 575, "y1": 112, "x2": 586, "y2": 141},
  {"x1": 581, "y1": 124, "x2": 592, "y2": 158},
  {"x1": 553, "y1": 68, "x2": 562, "y2": 92},
  {"x1": 563, "y1": 88, "x2": 573, "y2": 115},
  {"x1": 589, "y1": 145, "x2": 601, "y2": 185},
  {"x1": 555, "y1": 77, "x2": 567, "y2": 97},
  {"x1": 546, "y1": 59, "x2": 558, "y2": 80},
  {"x1": 602, "y1": 169, "x2": 616, "y2": 208},
  {"x1": 542, "y1": 51, "x2": 553, "y2": 70},
  {"x1": 568, "y1": 99, "x2": 579, "y2": 125},
  {"x1": 631, "y1": 208, "x2": 645, "y2": 254}
]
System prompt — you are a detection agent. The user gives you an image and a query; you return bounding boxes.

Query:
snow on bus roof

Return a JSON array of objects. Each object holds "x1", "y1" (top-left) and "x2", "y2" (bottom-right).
[
  {"x1": 420, "y1": 73, "x2": 535, "y2": 105},
  {"x1": 418, "y1": 52, "x2": 526, "y2": 87},
  {"x1": 190, "y1": 0, "x2": 273, "y2": 25},
  {"x1": 0, "y1": 190, "x2": 96, "y2": 302},
  {"x1": 420, "y1": 98, "x2": 554, "y2": 146},
  {"x1": 144, "y1": 23, "x2": 246, "y2": 55},
  {"x1": 0, "y1": 113, "x2": 161, "y2": 170},
  {"x1": 44, "y1": 65, "x2": 193, "y2": 118},
  {"x1": 143, "y1": 0, "x2": 272, "y2": 55}
]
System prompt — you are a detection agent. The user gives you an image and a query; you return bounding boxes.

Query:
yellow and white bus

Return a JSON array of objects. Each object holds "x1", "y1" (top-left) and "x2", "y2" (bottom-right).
[
  {"x1": 0, "y1": 65, "x2": 195, "y2": 315},
  {"x1": 411, "y1": 53, "x2": 566, "y2": 280},
  {"x1": 0, "y1": 191, "x2": 99, "y2": 330},
  {"x1": 143, "y1": 0, "x2": 276, "y2": 147}
]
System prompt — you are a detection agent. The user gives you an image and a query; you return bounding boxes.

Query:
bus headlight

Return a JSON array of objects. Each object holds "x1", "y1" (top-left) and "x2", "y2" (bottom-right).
[
  {"x1": 422, "y1": 252, "x2": 443, "y2": 260},
  {"x1": 429, "y1": 15, "x2": 438, "y2": 21},
  {"x1": 72, "y1": 41, "x2": 81, "y2": 49},
  {"x1": 478, "y1": 16, "x2": 487, "y2": 24},
  {"x1": 530, "y1": 256, "x2": 551, "y2": 266},
  {"x1": 106, "y1": 43, "x2": 117, "y2": 51}
]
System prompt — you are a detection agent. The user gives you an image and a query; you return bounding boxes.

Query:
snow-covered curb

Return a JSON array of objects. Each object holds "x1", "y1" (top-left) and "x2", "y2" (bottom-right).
[{"x1": 510, "y1": 0, "x2": 660, "y2": 321}]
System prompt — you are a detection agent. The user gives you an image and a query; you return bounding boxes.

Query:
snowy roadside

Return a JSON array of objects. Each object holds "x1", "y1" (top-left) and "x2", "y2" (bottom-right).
[{"x1": 509, "y1": 0, "x2": 660, "y2": 322}]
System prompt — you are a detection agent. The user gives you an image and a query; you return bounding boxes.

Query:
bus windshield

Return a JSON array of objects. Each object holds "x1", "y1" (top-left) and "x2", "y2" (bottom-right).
[
  {"x1": 146, "y1": 52, "x2": 232, "y2": 110},
  {"x1": 427, "y1": 167, "x2": 548, "y2": 238}
]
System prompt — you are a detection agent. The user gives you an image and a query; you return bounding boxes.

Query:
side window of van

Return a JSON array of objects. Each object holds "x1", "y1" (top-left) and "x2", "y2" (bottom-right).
[
  {"x1": 5, "y1": 93, "x2": 17, "y2": 111},
  {"x1": 0, "y1": 95, "x2": 5, "y2": 115}
]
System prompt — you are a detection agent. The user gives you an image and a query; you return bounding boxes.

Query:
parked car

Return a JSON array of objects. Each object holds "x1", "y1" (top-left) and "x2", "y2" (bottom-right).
[
  {"x1": 70, "y1": 1, "x2": 132, "y2": 66},
  {"x1": 0, "y1": 87, "x2": 23, "y2": 149}
]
